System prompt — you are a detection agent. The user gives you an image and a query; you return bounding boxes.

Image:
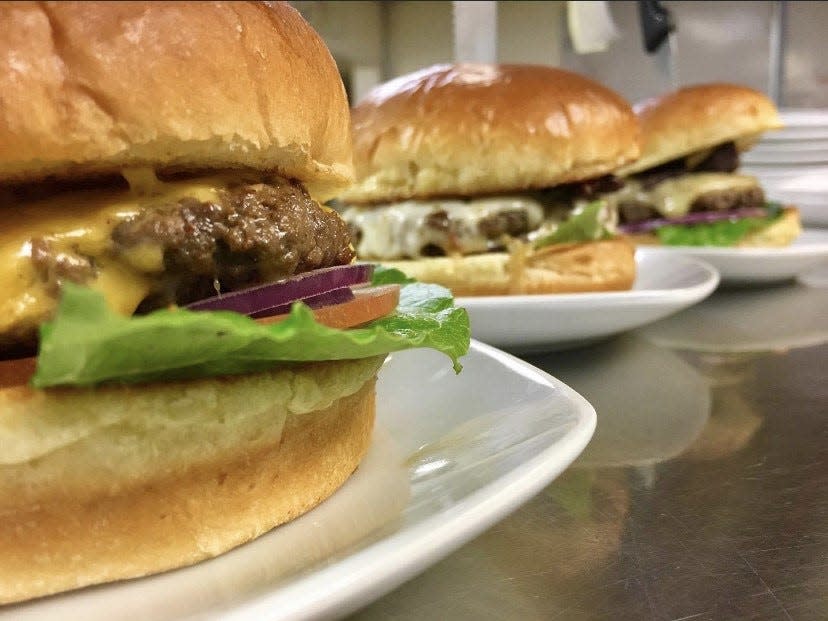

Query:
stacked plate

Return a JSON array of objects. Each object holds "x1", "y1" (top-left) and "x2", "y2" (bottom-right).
[{"x1": 743, "y1": 109, "x2": 828, "y2": 227}]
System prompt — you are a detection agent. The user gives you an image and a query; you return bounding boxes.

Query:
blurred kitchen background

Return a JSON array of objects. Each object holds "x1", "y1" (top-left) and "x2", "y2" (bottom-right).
[
  {"x1": 291, "y1": 0, "x2": 828, "y2": 227},
  {"x1": 289, "y1": 0, "x2": 826, "y2": 108}
]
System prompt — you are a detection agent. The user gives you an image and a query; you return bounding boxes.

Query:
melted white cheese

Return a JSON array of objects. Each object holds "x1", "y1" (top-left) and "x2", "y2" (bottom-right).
[{"x1": 342, "y1": 197, "x2": 544, "y2": 260}]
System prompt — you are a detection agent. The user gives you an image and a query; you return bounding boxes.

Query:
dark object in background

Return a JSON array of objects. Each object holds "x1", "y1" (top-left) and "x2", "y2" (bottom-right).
[{"x1": 638, "y1": 0, "x2": 675, "y2": 53}]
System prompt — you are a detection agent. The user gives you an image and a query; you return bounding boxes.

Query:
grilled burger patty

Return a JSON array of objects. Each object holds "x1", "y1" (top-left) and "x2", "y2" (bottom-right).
[
  {"x1": 2, "y1": 174, "x2": 354, "y2": 353},
  {"x1": 616, "y1": 141, "x2": 766, "y2": 224},
  {"x1": 112, "y1": 179, "x2": 354, "y2": 310},
  {"x1": 30, "y1": 178, "x2": 354, "y2": 309}
]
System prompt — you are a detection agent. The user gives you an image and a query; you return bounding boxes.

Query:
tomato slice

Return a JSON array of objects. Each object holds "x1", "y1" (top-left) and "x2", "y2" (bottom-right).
[
  {"x1": 255, "y1": 284, "x2": 400, "y2": 329},
  {"x1": 0, "y1": 356, "x2": 36, "y2": 389},
  {"x1": 0, "y1": 286, "x2": 400, "y2": 388}
]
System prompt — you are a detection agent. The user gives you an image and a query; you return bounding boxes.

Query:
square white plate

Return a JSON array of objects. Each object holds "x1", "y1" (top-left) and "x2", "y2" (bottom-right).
[
  {"x1": 3, "y1": 342, "x2": 595, "y2": 621},
  {"x1": 457, "y1": 253, "x2": 719, "y2": 352}
]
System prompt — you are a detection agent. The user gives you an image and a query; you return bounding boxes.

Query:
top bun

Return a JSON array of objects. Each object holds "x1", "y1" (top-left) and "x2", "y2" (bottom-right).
[
  {"x1": 0, "y1": 1, "x2": 352, "y2": 199},
  {"x1": 342, "y1": 63, "x2": 640, "y2": 204},
  {"x1": 620, "y1": 83, "x2": 782, "y2": 175}
]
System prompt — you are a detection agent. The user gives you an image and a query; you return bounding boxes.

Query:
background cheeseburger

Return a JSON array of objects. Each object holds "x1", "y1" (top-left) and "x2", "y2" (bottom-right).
[
  {"x1": 338, "y1": 63, "x2": 640, "y2": 296},
  {"x1": 614, "y1": 83, "x2": 801, "y2": 246},
  {"x1": 0, "y1": 1, "x2": 467, "y2": 604}
]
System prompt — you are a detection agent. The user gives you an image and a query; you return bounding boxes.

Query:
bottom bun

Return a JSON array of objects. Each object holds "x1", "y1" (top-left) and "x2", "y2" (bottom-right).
[
  {"x1": 738, "y1": 207, "x2": 801, "y2": 247},
  {"x1": 380, "y1": 238, "x2": 636, "y2": 296},
  {"x1": 626, "y1": 207, "x2": 801, "y2": 247},
  {"x1": 0, "y1": 355, "x2": 385, "y2": 604}
]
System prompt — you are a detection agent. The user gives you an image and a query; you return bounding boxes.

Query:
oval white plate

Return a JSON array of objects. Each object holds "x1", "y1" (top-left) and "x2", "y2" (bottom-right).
[
  {"x1": 637, "y1": 229, "x2": 828, "y2": 285},
  {"x1": 763, "y1": 129, "x2": 828, "y2": 141},
  {"x1": 767, "y1": 199, "x2": 828, "y2": 228},
  {"x1": 457, "y1": 253, "x2": 719, "y2": 352},
  {"x1": 750, "y1": 139, "x2": 828, "y2": 152},
  {"x1": 3, "y1": 342, "x2": 595, "y2": 621},
  {"x1": 797, "y1": 204, "x2": 828, "y2": 229},
  {"x1": 744, "y1": 150, "x2": 828, "y2": 165}
]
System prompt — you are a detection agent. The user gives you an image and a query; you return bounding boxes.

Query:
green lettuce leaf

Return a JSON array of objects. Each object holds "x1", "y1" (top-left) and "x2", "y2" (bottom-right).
[
  {"x1": 533, "y1": 200, "x2": 615, "y2": 248},
  {"x1": 655, "y1": 206, "x2": 782, "y2": 246},
  {"x1": 369, "y1": 265, "x2": 416, "y2": 286},
  {"x1": 32, "y1": 277, "x2": 470, "y2": 388}
]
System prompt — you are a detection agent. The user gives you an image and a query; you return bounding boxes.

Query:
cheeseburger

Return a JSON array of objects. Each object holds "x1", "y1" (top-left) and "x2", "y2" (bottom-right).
[
  {"x1": 338, "y1": 64, "x2": 640, "y2": 296},
  {"x1": 614, "y1": 83, "x2": 801, "y2": 246},
  {"x1": 0, "y1": 2, "x2": 467, "y2": 604}
]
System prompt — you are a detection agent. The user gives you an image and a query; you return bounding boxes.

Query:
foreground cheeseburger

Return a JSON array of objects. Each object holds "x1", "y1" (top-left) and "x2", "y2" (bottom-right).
[
  {"x1": 614, "y1": 83, "x2": 801, "y2": 246},
  {"x1": 339, "y1": 64, "x2": 640, "y2": 295},
  {"x1": 0, "y1": 2, "x2": 467, "y2": 604}
]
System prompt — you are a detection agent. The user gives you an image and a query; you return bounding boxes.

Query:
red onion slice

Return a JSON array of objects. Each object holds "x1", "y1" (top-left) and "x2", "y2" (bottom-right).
[
  {"x1": 618, "y1": 207, "x2": 772, "y2": 234},
  {"x1": 248, "y1": 287, "x2": 354, "y2": 318},
  {"x1": 186, "y1": 264, "x2": 374, "y2": 315}
]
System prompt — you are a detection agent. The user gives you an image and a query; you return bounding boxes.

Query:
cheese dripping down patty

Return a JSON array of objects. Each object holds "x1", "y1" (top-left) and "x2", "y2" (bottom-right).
[
  {"x1": 0, "y1": 169, "x2": 223, "y2": 349},
  {"x1": 0, "y1": 169, "x2": 355, "y2": 352}
]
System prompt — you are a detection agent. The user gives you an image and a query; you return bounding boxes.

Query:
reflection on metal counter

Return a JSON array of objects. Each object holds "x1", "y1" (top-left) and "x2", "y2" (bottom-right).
[
  {"x1": 640, "y1": 279, "x2": 828, "y2": 353},
  {"x1": 352, "y1": 279, "x2": 828, "y2": 621},
  {"x1": 528, "y1": 335, "x2": 710, "y2": 470}
]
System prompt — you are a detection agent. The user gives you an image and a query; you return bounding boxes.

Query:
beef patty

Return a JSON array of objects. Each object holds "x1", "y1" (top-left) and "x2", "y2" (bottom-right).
[
  {"x1": 634, "y1": 141, "x2": 741, "y2": 191},
  {"x1": 33, "y1": 177, "x2": 355, "y2": 312},
  {"x1": 618, "y1": 185, "x2": 766, "y2": 225}
]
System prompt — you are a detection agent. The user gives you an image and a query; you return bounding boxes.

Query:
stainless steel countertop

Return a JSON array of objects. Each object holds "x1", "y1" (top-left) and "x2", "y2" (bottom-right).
[{"x1": 351, "y1": 278, "x2": 828, "y2": 620}]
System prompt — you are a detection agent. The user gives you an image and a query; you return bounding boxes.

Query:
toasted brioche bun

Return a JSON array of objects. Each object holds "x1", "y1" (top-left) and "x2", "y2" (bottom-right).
[
  {"x1": 620, "y1": 83, "x2": 782, "y2": 176},
  {"x1": 624, "y1": 207, "x2": 801, "y2": 247},
  {"x1": 342, "y1": 64, "x2": 640, "y2": 204},
  {"x1": 0, "y1": 2, "x2": 352, "y2": 199},
  {"x1": 379, "y1": 239, "x2": 636, "y2": 296},
  {"x1": 0, "y1": 355, "x2": 384, "y2": 604}
]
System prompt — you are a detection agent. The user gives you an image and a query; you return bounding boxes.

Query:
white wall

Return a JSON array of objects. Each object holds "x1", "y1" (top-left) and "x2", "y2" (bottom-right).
[
  {"x1": 386, "y1": 1, "x2": 453, "y2": 78},
  {"x1": 561, "y1": 1, "x2": 774, "y2": 105},
  {"x1": 292, "y1": 0, "x2": 828, "y2": 108},
  {"x1": 784, "y1": 1, "x2": 828, "y2": 107},
  {"x1": 497, "y1": 1, "x2": 563, "y2": 66},
  {"x1": 290, "y1": 1, "x2": 383, "y2": 102}
]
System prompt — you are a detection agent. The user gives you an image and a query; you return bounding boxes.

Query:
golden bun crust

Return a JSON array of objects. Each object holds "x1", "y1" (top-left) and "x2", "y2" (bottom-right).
[
  {"x1": 620, "y1": 83, "x2": 782, "y2": 175},
  {"x1": 738, "y1": 207, "x2": 801, "y2": 247},
  {"x1": 624, "y1": 207, "x2": 800, "y2": 247},
  {"x1": 379, "y1": 239, "x2": 636, "y2": 296},
  {"x1": 0, "y1": 356, "x2": 384, "y2": 604},
  {"x1": 342, "y1": 64, "x2": 640, "y2": 203},
  {"x1": 0, "y1": 1, "x2": 352, "y2": 199}
]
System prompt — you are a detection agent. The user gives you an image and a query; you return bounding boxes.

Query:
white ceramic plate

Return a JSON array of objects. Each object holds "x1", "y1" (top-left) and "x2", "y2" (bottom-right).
[
  {"x1": 745, "y1": 165, "x2": 828, "y2": 180},
  {"x1": 637, "y1": 229, "x2": 828, "y2": 285},
  {"x1": 751, "y1": 139, "x2": 828, "y2": 152},
  {"x1": 763, "y1": 129, "x2": 828, "y2": 141},
  {"x1": 764, "y1": 197, "x2": 828, "y2": 228},
  {"x1": 758, "y1": 169, "x2": 828, "y2": 194},
  {"x1": 743, "y1": 150, "x2": 828, "y2": 165},
  {"x1": 457, "y1": 253, "x2": 718, "y2": 353},
  {"x1": 754, "y1": 171, "x2": 828, "y2": 226},
  {"x1": 3, "y1": 342, "x2": 595, "y2": 621},
  {"x1": 796, "y1": 203, "x2": 828, "y2": 228},
  {"x1": 761, "y1": 110, "x2": 828, "y2": 141}
]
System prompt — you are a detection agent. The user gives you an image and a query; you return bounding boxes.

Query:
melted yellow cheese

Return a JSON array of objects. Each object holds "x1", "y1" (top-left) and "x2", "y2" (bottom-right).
[
  {"x1": 608, "y1": 173, "x2": 761, "y2": 218},
  {"x1": 0, "y1": 169, "x2": 224, "y2": 342}
]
